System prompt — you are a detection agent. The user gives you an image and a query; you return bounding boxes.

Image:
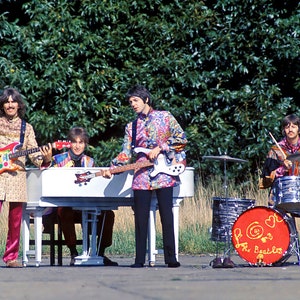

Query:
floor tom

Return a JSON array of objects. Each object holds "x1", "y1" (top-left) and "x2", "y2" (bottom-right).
[
  {"x1": 211, "y1": 197, "x2": 255, "y2": 242},
  {"x1": 273, "y1": 176, "x2": 300, "y2": 213}
]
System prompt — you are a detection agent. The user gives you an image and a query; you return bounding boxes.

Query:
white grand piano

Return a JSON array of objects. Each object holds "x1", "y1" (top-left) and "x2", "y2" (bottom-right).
[{"x1": 23, "y1": 167, "x2": 194, "y2": 266}]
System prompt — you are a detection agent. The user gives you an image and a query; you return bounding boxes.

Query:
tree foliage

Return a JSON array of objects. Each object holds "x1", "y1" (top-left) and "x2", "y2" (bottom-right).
[{"x1": 0, "y1": 0, "x2": 299, "y2": 183}]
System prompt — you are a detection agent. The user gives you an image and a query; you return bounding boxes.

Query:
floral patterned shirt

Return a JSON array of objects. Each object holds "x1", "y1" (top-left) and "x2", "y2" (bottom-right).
[
  {"x1": 111, "y1": 109, "x2": 187, "y2": 190},
  {"x1": 0, "y1": 116, "x2": 43, "y2": 202}
]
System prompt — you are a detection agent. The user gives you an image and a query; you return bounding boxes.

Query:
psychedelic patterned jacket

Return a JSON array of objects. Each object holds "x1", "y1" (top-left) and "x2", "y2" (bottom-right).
[
  {"x1": 52, "y1": 151, "x2": 95, "y2": 168},
  {"x1": 0, "y1": 116, "x2": 43, "y2": 202},
  {"x1": 111, "y1": 109, "x2": 187, "y2": 190}
]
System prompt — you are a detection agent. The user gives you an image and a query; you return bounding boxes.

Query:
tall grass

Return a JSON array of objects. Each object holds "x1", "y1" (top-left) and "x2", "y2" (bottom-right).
[
  {"x1": 0, "y1": 175, "x2": 292, "y2": 258},
  {"x1": 107, "y1": 174, "x2": 270, "y2": 255}
]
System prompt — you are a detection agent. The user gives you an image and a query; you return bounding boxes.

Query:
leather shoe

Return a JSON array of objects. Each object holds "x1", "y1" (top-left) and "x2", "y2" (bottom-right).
[
  {"x1": 6, "y1": 260, "x2": 23, "y2": 268},
  {"x1": 168, "y1": 261, "x2": 181, "y2": 268},
  {"x1": 103, "y1": 256, "x2": 118, "y2": 266},
  {"x1": 223, "y1": 257, "x2": 235, "y2": 268},
  {"x1": 211, "y1": 257, "x2": 223, "y2": 268},
  {"x1": 130, "y1": 263, "x2": 144, "y2": 268}
]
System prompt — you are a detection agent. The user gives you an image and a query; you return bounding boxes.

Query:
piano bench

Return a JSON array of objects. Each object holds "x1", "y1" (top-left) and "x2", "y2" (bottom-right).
[{"x1": 29, "y1": 212, "x2": 82, "y2": 266}]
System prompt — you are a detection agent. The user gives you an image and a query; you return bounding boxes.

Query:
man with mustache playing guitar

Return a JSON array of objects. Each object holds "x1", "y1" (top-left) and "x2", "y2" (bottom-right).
[
  {"x1": 0, "y1": 87, "x2": 52, "y2": 268},
  {"x1": 103, "y1": 85, "x2": 187, "y2": 268}
]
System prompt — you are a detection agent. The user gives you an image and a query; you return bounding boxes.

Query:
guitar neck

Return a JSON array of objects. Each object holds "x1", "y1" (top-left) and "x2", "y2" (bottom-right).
[
  {"x1": 9, "y1": 146, "x2": 41, "y2": 159},
  {"x1": 111, "y1": 160, "x2": 154, "y2": 174},
  {"x1": 93, "y1": 160, "x2": 154, "y2": 178}
]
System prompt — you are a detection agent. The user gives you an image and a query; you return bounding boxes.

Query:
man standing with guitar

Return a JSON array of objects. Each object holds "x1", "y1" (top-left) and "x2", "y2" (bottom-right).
[
  {"x1": 103, "y1": 85, "x2": 187, "y2": 268},
  {"x1": 0, "y1": 87, "x2": 51, "y2": 268}
]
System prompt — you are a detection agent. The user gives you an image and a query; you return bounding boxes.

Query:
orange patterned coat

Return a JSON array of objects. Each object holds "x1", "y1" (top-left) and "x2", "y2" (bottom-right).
[{"x1": 0, "y1": 116, "x2": 43, "y2": 202}]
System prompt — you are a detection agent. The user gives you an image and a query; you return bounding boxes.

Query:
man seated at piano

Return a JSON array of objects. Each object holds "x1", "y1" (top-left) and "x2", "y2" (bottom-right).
[{"x1": 41, "y1": 127, "x2": 118, "y2": 266}]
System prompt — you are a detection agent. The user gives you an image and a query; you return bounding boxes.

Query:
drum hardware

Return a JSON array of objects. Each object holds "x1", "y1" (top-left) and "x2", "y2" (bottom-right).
[
  {"x1": 232, "y1": 206, "x2": 300, "y2": 266},
  {"x1": 203, "y1": 154, "x2": 248, "y2": 267},
  {"x1": 202, "y1": 154, "x2": 249, "y2": 199},
  {"x1": 287, "y1": 153, "x2": 300, "y2": 162},
  {"x1": 202, "y1": 155, "x2": 248, "y2": 164}
]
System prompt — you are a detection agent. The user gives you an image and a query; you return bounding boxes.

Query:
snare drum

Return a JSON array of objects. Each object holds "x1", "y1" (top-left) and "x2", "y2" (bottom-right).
[
  {"x1": 232, "y1": 206, "x2": 296, "y2": 266},
  {"x1": 274, "y1": 176, "x2": 300, "y2": 213},
  {"x1": 211, "y1": 197, "x2": 255, "y2": 242}
]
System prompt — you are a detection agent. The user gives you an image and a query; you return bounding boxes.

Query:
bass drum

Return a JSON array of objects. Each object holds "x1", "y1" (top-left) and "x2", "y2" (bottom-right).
[{"x1": 232, "y1": 206, "x2": 297, "y2": 266}]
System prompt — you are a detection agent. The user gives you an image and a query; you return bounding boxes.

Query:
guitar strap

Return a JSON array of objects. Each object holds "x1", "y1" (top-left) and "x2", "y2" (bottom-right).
[
  {"x1": 19, "y1": 119, "x2": 26, "y2": 146},
  {"x1": 131, "y1": 119, "x2": 137, "y2": 150}
]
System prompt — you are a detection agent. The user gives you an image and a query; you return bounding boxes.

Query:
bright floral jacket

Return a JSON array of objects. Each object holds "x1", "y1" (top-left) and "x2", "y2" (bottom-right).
[
  {"x1": 52, "y1": 151, "x2": 95, "y2": 168},
  {"x1": 111, "y1": 109, "x2": 187, "y2": 190}
]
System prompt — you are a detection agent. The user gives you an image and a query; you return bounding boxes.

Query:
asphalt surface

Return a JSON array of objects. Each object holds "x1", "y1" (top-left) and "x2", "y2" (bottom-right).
[{"x1": 1, "y1": 253, "x2": 300, "y2": 300}]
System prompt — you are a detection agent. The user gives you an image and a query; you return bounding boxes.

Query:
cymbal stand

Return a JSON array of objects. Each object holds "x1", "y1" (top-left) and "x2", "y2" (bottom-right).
[
  {"x1": 204, "y1": 153, "x2": 248, "y2": 266},
  {"x1": 222, "y1": 157, "x2": 232, "y2": 260}
]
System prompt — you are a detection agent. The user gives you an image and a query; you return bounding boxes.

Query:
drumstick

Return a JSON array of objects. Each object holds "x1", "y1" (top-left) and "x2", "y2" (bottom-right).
[{"x1": 268, "y1": 131, "x2": 287, "y2": 160}]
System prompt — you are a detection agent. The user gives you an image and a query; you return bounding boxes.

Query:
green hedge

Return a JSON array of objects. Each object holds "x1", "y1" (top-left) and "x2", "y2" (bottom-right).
[{"x1": 0, "y1": 0, "x2": 299, "y2": 181}]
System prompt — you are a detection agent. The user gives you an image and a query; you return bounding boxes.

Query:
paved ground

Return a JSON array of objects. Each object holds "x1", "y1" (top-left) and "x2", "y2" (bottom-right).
[{"x1": 1, "y1": 253, "x2": 300, "y2": 300}]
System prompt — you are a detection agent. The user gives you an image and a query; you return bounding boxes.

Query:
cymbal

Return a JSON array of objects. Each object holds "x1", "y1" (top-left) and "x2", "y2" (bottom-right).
[
  {"x1": 202, "y1": 155, "x2": 248, "y2": 163},
  {"x1": 287, "y1": 153, "x2": 300, "y2": 162}
]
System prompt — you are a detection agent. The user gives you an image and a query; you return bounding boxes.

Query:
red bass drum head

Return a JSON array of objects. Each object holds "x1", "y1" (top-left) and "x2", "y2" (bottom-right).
[{"x1": 232, "y1": 206, "x2": 291, "y2": 265}]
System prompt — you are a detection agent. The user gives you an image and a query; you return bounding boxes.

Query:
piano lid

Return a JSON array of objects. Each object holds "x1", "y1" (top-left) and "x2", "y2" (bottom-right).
[{"x1": 26, "y1": 167, "x2": 194, "y2": 201}]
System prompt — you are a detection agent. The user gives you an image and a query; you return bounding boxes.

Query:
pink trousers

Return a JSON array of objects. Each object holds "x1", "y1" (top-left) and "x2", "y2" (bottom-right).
[{"x1": 0, "y1": 201, "x2": 23, "y2": 263}]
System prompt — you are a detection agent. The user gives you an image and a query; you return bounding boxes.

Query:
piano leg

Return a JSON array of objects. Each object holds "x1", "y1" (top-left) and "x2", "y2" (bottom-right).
[
  {"x1": 34, "y1": 209, "x2": 43, "y2": 267},
  {"x1": 172, "y1": 198, "x2": 183, "y2": 261},
  {"x1": 22, "y1": 209, "x2": 30, "y2": 267},
  {"x1": 89, "y1": 209, "x2": 99, "y2": 257},
  {"x1": 148, "y1": 199, "x2": 157, "y2": 266},
  {"x1": 74, "y1": 208, "x2": 104, "y2": 266},
  {"x1": 81, "y1": 210, "x2": 89, "y2": 256},
  {"x1": 22, "y1": 207, "x2": 44, "y2": 267}
]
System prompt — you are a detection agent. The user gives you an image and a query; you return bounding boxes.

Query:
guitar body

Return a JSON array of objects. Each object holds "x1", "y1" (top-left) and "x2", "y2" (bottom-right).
[
  {"x1": 0, "y1": 140, "x2": 71, "y2": 175},
  {"x1": 134, "y1": 147, "x2": 186, "y2": 178},
  {"x1": 75, "y1": 171, "x2": 100, "y2": 185},
  {"x1": 150, "y1": 154, "x2": 185, "y2": 178},
  {"x1": 0, "y1": 142, "x2": 21, "y2": 174}
]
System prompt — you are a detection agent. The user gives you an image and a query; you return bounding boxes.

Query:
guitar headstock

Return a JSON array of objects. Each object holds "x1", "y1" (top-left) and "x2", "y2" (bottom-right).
[{"x1": 53, "y1": 140, "x2": 72, "y2": 150}]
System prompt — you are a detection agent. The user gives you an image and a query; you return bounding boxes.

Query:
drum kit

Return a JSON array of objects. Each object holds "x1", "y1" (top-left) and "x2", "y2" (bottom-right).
[{"x1": 203, "y1": 153, "x2": 300, "y2": 268}]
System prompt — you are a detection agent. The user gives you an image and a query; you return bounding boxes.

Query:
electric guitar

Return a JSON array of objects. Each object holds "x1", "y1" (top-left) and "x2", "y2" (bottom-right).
[
  {"x1": 134, "y1": 147, "x2": 186, "y2": 178},
  {"x1": 74, "y1": 147, "x2": 186, "y2": 185},
  {"x1": 0, "y1": 140, "x2": 71, "y2": 174}
]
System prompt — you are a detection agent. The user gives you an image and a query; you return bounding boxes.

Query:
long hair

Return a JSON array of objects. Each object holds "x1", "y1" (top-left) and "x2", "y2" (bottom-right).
[
  {"x1": 67, "y1": 127, "x2": 89, "y2": 144},
  {"x1": 0, "y1": 87, "x2": 26, "y2": 118}
]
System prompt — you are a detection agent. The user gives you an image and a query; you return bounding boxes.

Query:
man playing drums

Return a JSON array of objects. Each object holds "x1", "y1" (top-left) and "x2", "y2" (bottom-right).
[
  {"x1": 230, "y1": 114, "x2": 300, "y2": 267},
  {"x1": 260, "y1": 114, "x2": 300, "y2": 207}
]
